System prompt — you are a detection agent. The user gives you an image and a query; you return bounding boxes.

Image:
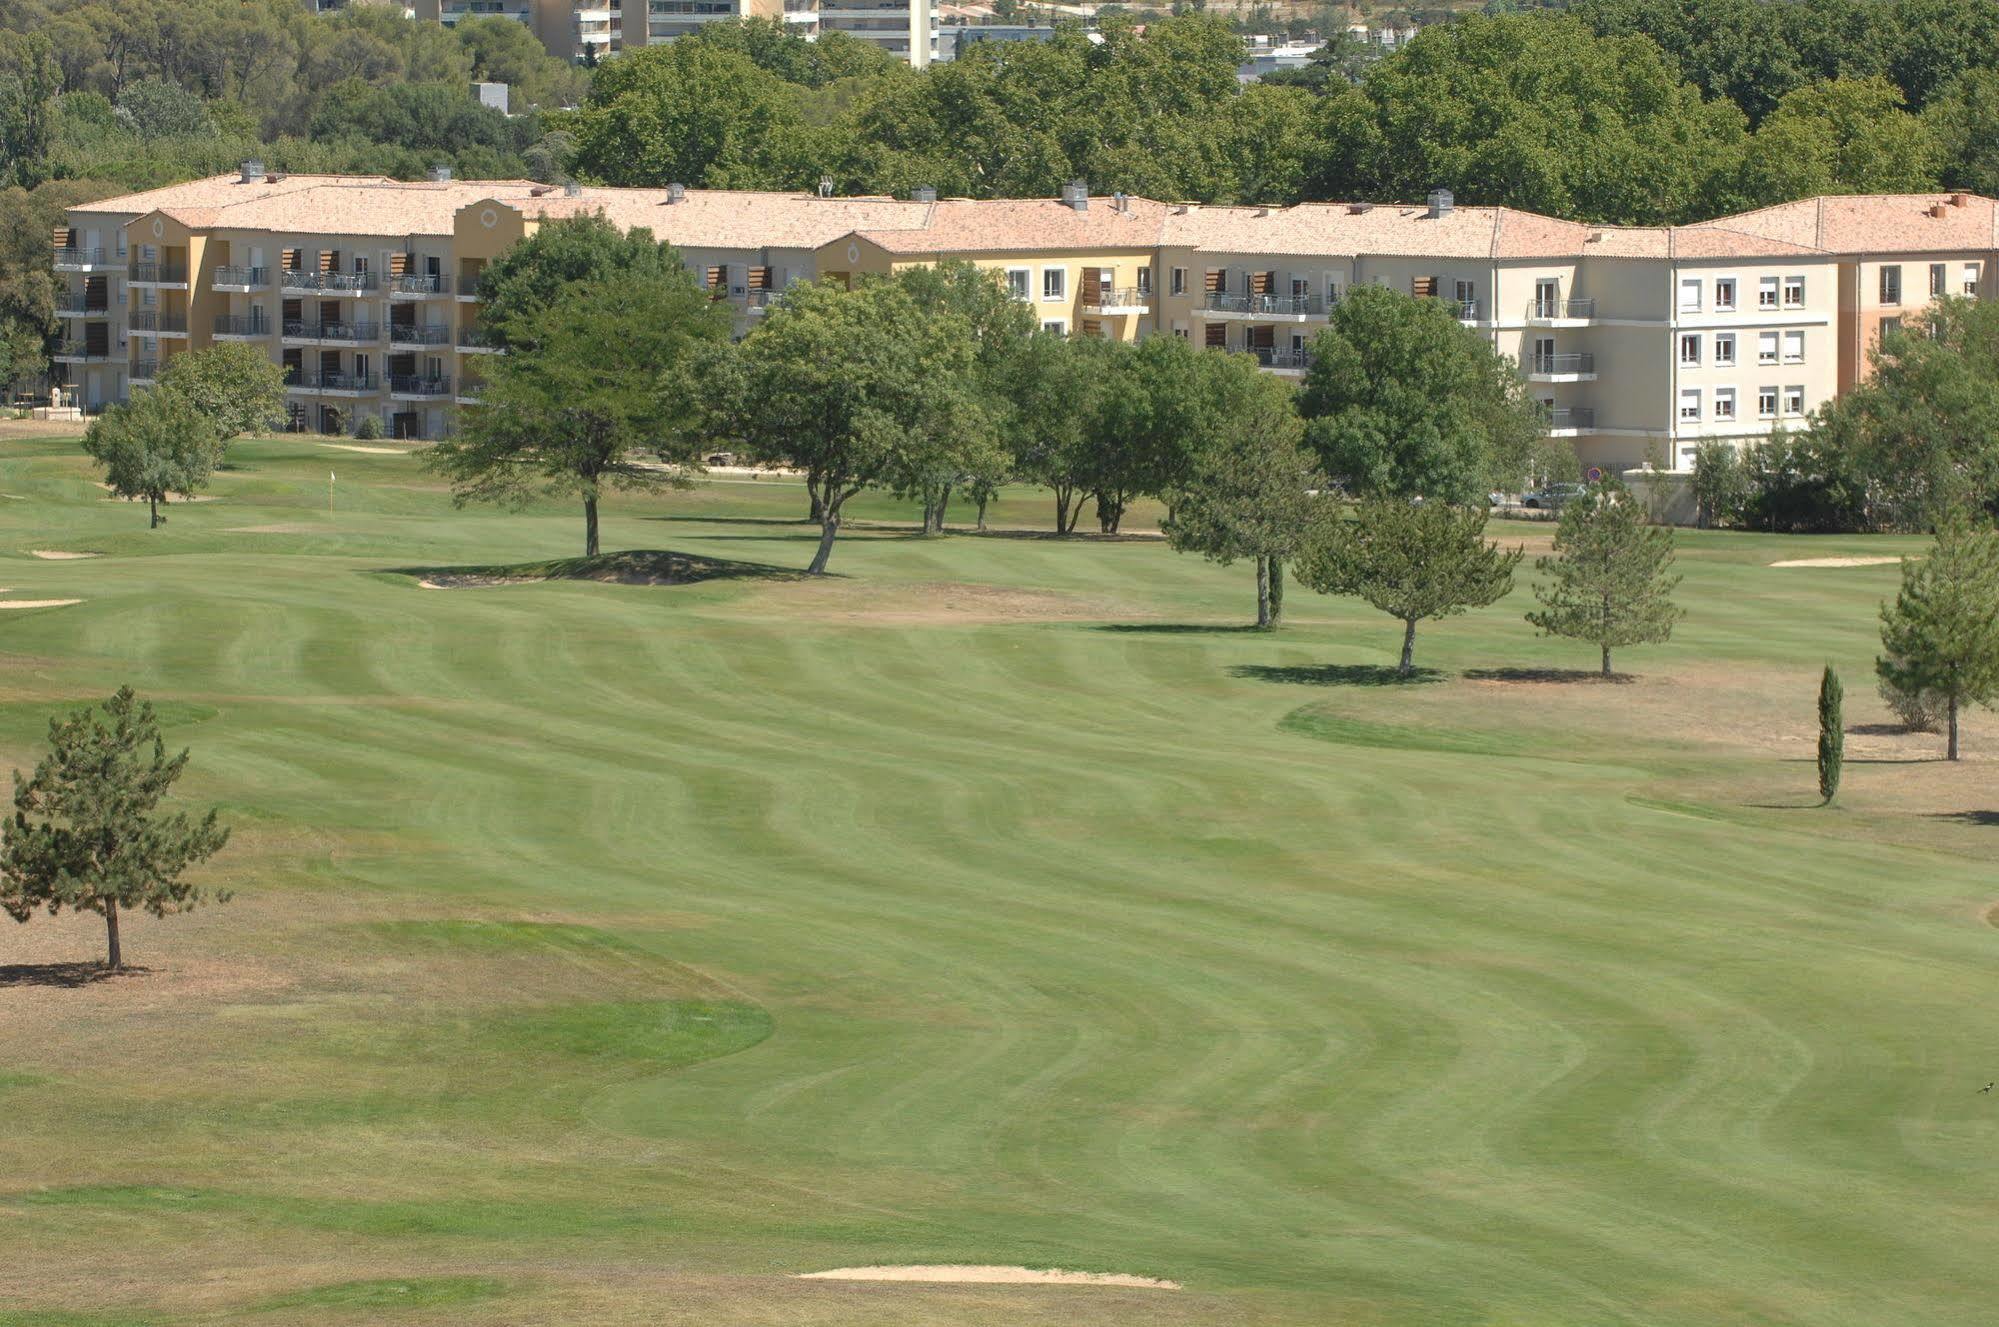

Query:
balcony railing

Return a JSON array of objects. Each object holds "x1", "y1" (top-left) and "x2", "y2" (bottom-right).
[
  {"x1": 213, "y1": 266, "x2": 269, "y2": 288},
  {"x1": 53, "y1": 246, "x2": 107, "y2": 268},
  {"x1": 128, "y1": 310, "x2": 189, "y2": 334},
  {"x1": 1452, "y1": 299, "x2": 1482, "y2": 321},
  {"x1": 214, "y1": 314, "x2": 272, "y2": 337},
  {"x1": 1083, "y1": 287, "x2": 1150, "y2": 309},
  {"x1": 289, "y1": 373, "x2": 379, "y2": 393},
  {"x1": 743, "y1": 288, "x2": 779, "y2": 309},
  {"x1": 457, "y1": 274, "x2": 486, "y2": 299},
  {"x1": 281, "y1": 270, "x2": 380, "y2": 293},
  {"x1": 1249, "y1": 347, "x2": 1314, "y2": 371},
  {"x1": 129, "y1": 262, "x2": 189, "y2": 285},
  {"x1": 1546, "y1": 407, "x2": 1596, "y2": 430},
  {"x1": 130, "y1": 359, "x2": 158, "y2": 381},
  {"x1": 1203, "y1": 292, "x2": 1326, "y2": 317},
  {"x1": 457, "y1": 326, "x2": 501, "y2": 350},
  {"x1": 1529, "y1": 297, "x2": 1595, "y2": 320},
  {"x1": 55, "y1": 340, "x2": 112, "y2": 360},
  {"x1": 284, "y1": 321, "x2": 380, "y2": 342},
  {"x1": 388, "y1": 274, "x2": 452, "y2": 297},
  {"x1": 54, "y1": 293, "x2": 108, "y2": 314},
  {"x1": 388, "y1": 324, "x2": 452, "y2": 346},
  {"x1": 1531, "y1": 352, "x2": 1596, "y2": 376},
  {"x1": 389, "y1": 374, "x2": 452, "y2": 397}
]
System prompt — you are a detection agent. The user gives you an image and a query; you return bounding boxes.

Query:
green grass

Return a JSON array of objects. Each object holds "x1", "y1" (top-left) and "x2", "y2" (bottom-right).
[{"x1": 0, "y1": 433, "x2": 1995, "y2": 1325}]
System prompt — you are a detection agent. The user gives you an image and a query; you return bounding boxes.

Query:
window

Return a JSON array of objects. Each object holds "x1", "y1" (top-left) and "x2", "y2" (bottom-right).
[
  {"x1": 1531, "y1": 336, "x2": 1556, "y2": 372},
  {"x1": 1170, "y1": 267, "x2": 1187, "y2": 296},
  {"x1": 1714, "y1": 278, "x2": 1736, "y2": 311},
  {"x1": 1041, "y1": 319, "x2": 1067, "y2": 335},
  {"x1": 1881, "y1": 316, "x2": 1902, "y2": 339},
  {"x1": 1171, "y1": 325, "x2": 1188, "y2": 339},
  {"x1": 1782, "y1": 330, "x2": 1804, "y2": 363},
  {"x1": 1137, "y1": 267, "x2": 1153, "y2": 296},
  {"x1": 1714, "y1": 333, "x2": 1736, "y2": 366},
  {"x1": 1714, "y1": 387, "x2": 1736, "y2": 421},
  {"x1": 1758, "y1": 276, "x2": 1779, "y2": 309},
  {"x1": 1782, "y1": 275, "x2": 1805, "y2": 308},
  {"x1": 1931, "y1": 263, "x2": 1947, "y2": 297},
  {"x1": 1880, "y1": 264, "x2": 1901, "y2": 304},
  {"x1": 1965, "y1": 263, "x2": 1981, "y2": 296},
  {"x1": 1757, "y1": 331, "x2": 1779, "y2": 364},
  {"x1": 1758, "y1": 386, "x2": 1779, "y2": 418},
  {"x1": 1679, "y1": 277, "x2": 1702, "y2": 312},
  {"x1": 1454, "y1": 278, "x2": 1476, "y2": 307},
  {"x1": 1004, "y1": 268, "x2": 1029, "y2": 300},
  {"x1": 1204, "y1": 323, "x2": 1226, "y2": 348},
  {"x1": 1042, "y1": 268, "x2": 1066, "y2": 301},
  {"x1": 1534, "y1": 278, "x2": 1560, "y2": 317},
  {"x1": 1679, "y1": 333, "x2": 1702, "y2": 365},
  {"x1": 1679, "y1": 388, "x2": 1702, "y2": 421},
  {"x1": 1291, "y1": 277, "x2": 1310, "y2": 300},
  {"x1": 1784, "y1": 385, "x2": 1805, "y2": 416}
]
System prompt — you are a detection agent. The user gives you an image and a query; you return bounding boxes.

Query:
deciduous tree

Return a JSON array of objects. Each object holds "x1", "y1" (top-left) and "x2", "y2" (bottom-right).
[
  {"x1": 1877, "y1": 515, "x2": 1999, "y2": 759},
  {"x1": 154, "y1": 341, "x2": 285, "y2": 444},
  {"x1": 1526, "y1": 481, "x2": 1683, "y2": 675},
  {"x1": 82, "y1": 387, "x2": 222, "y2": 527}
]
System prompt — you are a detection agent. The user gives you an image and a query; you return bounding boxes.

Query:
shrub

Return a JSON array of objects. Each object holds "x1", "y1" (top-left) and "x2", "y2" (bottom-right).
[
  {"x1": 354, "y1": 413, "x2": 384, "y2": 441},
  {"x1": 1878, "y1": 664, "x2": 1947, "y2": 732}
]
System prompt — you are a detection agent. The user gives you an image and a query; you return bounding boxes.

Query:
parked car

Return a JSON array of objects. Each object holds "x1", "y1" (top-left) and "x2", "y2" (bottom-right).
[{"x1": 1521, "y1": 483, "x2": 1587, "y2": 510}]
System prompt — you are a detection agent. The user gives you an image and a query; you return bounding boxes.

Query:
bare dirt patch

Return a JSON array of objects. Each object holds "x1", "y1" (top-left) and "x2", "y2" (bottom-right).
[
  {"x1": 29, "y1": 550, "x2": 98, "y2": 560},
  {"x1": 1769, "y1": 556, "x2": 1905, "y2": 568},
  {"x1": 750, "y1": 579, "x2": 1142, "y2": 626},
  {"x1": 0, "y1": 599, "x2": 80, "y2": 610},
  {"x1": 796, "y1": 1266, "x2": 1181, "y2": 1290},
  {"x1": 322, "y1": 443, "x2": 410, "y2": 455}
]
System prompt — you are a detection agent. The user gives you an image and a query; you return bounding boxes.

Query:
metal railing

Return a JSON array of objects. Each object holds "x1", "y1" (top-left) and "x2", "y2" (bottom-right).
[
  {"x1": 281, "y1": 270, "x2": 379, "y2": 292},
  {"x1": 458, "y1": 274, "x2": 486, "y2": 299},
  {"x1": 1249, "y1": 346, "x2": 1314, "y2": 371},
  {"x1": 1452, "y1": 299, "x2": 1482, "y2": 321},
  {"x1": 53, "y1": 246, "x2": 107, "y2": 267},
  {"x1": 743, "y1": 288, "x2": 778, "y2": 309},
  {"x1": 1546, "y1": 407, "x2": 1595, "y2": 430},
  {"x1": 1203, "y1": 291, "x2": 1326, "y2": 317},
  {"x1": 283, "y1": 321, "x2": 380, "y2": 342},
  {"x1": 1528, "y1": 297, "x2": 1595, "y2": 320},
  {"x1": 388, "y1": 324, "x2": 452, "y2": 346},
  {"x1": 1084, "y1": 287, "x2": 1150, "y2": 308},
  {"x1": 389, "y1": 374, "x2": 452, "y2": 396},
  {"x1": 130, "y1": 359, "x2": 158, "y2": 380},
  {"x1": 213, "y1": 266, "x2": 269, "y2": 287},
  {"x1": 457, "y1": 326, "x2": 500, "y2": 349},
  {"x1": 214, "y1": 314, "x2": 272, "y2": 337},
  {"x1": 289, "y1": 373, "x2": 379, "y2": 393},
  {"x1": 387, "y1": 274, "x2": 452, "y2": 296},
  {"x1": 54, "y1": 293, "x2": 108, "y2": 314},
  {"x1": 55, "y1": 340, "x2": 112, "y2": 360},
  {"x1": 1531, "y1": 352, "x2": 1596, "y2": 375},
  {"x1": 129, "y1": 310, "x2": 188, "y2": 333},
  {"x1": 128, "y1": 262, "x2": 189, "y2": 284}
]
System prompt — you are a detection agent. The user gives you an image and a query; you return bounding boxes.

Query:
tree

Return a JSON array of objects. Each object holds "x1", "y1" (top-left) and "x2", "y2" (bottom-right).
[
  {"x1": 1743, "y1": 428, "x2": 1872, "y2": 533},
  {"x1": 1298, "y1": 499, "x2": 1523, "y2": 676},
  {"x1": 1877, "y1": 515, "x2": 1999, "y2": 760},
  {"x1": 1818, "y1": 665, "x2": 1843, "y2": 804},
  {"x1": 1690, "y1": 440, "x2": 1752, "y2": 528},
  {"x1": 704, "y1": 276, "x2": 989, "y2": 574},
  {"x1": 428, "y1": 271, "x2": 727, "y2": 558},
  {"x1": 1926, "y1": 68, "x2": 1999, "y2": 195},
  {"x1": 1734, "y1": 77, "x2": 1941, "y2": 206},
  {"x1": 1526, "y1": 481, "x2": 1683, "y2": 675},
  {"x1": 1299, "y1": 284, "x2": 1543, "y2": 505},
  {"x1": 1162, "y1": 355, "x2": 1325, "y2": 627},
  {"x1": 0, "y1": 687, "x2": 230, "y2": 971},
  {"x1": 82, "y1": 387, "x2": 222, "y2": 527},
  {"x1": 113, "y1": 74, "x2": 211, "y2": 140},
  {"x1": 565, "y1": 39, "x2": 807, "y2": 189},
  {"x1": 154, "y1": 341, "x2": 285, "y2": 444},
  {"x1": 475, "y1": 212, "x2": 697, "y2": 350},
  {"x1": 1077, "y1": 334, "x2": 1218, "y2": 534},
  {"x1": 1001, "y1": 330, "x2": 1113, "y2": 535}
]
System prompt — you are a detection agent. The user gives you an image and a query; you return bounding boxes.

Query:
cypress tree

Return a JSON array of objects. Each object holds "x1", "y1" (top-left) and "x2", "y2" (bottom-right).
[{"x1": 1818, "y1": 665, "x2": 1843, "y2": 804}]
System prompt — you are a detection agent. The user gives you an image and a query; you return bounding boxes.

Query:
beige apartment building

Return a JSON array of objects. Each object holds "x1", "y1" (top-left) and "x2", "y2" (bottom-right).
[
  {"x1": 413, "y1": 0, "x2": 933, "y2": 64},
  {"x1": 53, "y1": 170, "x2": 1998, "y2": 469}
]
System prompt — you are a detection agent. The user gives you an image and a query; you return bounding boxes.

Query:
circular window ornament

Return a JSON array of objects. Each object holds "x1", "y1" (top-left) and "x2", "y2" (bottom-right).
[
  {"x1": 150, "y1": 219, "x2": 164, "y2": 239},
  {"x1": 846, "y1": 243, "x2": 860, "y2": 264},
  {"x1": 480, "y1": 208, "x2": 499, "y2": 229}
]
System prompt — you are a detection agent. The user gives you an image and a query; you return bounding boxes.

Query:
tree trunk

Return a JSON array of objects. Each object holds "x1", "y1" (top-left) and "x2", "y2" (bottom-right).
[
  {"x1": 1399, "y1": 618, "x2": 1417, "y2": 677},
  {"x1": 808, "y1": 505, "x2": 841, "y2": 575},
  {"x1": 1055, "y1": 486, "x2": 1074, "y2": 534},
  {"x1": 1255, "y1": 556, "x2": 1271, "y2": 629},
  {"x1": 583, "y1": 495, "x2": 600, "y2": 558},
  {"x1": 1601, "y1": 643, "x2": 1612, "y2": 677},
  {"x1": 807, "y1": 475, "x2": 824, "y2": 523},
  {"x1": 1268, "y1": 558, "x2": 1285, "y2": 627},
  {"x1": 104, "y1": 898, "x2": 122, "y2": 970},
  {"x1": 1095, "y1": 491, "x2": 1123, "y2": 535},
  {"x1": 1949, "y1": 694, "x2": 1961, "y2": 761},
  {"x1": 148, "y1": 495, "x2": 159, "y2": 528},
  {"x1": 935, "y1": 483, "x2": 951, "y2": 532},
  {"x1": 976, "y1": 495, "x2": 989, "y2": 531}
]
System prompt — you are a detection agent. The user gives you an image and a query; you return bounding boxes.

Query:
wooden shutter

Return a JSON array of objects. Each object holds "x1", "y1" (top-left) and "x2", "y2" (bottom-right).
[
  {"x1": 1249, "y1": 271, "x2": 1272, "y2": 295},
  {"x1": 705, "y1": 266, "x2": 725, "y2": 297},
  {"x1": 319, "y1": 249, "x2": 338, "y2": 272},
  {"x1": 389, "y1": 252, "x2": 411, "y2": 276},
  {"x1": 1411, "y1": 276, "x2": 1437, "y2": 298},
  {"x1": 282, "y1": 248, "x2": 300, "y2": 270},
  {"x1": 1204, "y1": 323, "x2": 1226, "y2": 347},
  {"x1": 747, "y1": 266, "x2": 771, "y2": 290},
  {"x1": 1081, "y1": 319, "x2": 1103, "y2": 338},
  {"x1": 51, "y1": 225, "x2": 71, "y2": 250},
  {"x1": 1204, "y1": 269, "x2": 1222, "y2": 293}
]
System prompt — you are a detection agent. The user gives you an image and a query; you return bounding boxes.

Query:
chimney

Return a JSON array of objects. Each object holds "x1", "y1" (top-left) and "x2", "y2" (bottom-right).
[
  {"x1": 1347, "y1": 203, "x2": 1372, "y2": 215},
  {"x1": 1113, "y1": 191, "x2": 1128, "y2": 213},
  {"x1": 666, "y1": 182, "x2": 686, "y2": 204},
  {"x1": 240, "y1": 159, "x2": 264, "y2": 184},
  {"x1": 429, "y1": 164, "x2": 453, "y2": 183},
  {"x1": 818, "y1": 176, "x2": 835, "y2": 198},
  {"x1": 912, "y1": 184, "x2": 937, "y2": 203},
  {"x1": 1952, "y1": 192, "x2": 1971, "y2": 207},
  {"x1": 1427, "y1": 188, "x2": 1454, "y2": 218},
  {"x1": 563, "y1": 180, "x2": 582, "y2": 197},
  {"x1": 1062, "y1": 179, "x2": 1089, "y2": 211},
  {"x1": 1930, "y1": 203, "x2": 1949, "y2": 218}
]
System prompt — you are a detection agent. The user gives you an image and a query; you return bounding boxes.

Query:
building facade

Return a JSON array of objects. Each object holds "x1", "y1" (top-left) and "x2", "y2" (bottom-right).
[
  {"x1": 53, "y1": 171, "x2": 1999, "y2": 469},
  {"x1": 412, "y1": 0, "x2": 934, "y2": 65}
]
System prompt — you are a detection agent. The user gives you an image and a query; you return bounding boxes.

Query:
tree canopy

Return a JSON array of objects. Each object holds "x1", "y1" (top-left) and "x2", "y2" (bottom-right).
[
  {"x1": 1877, "y1": 515, "x2": 1999, "y2": 760},
  {"x1": 82, "y1": 387, "x2": 223, "y2": 527},
  {"x1": 1525, "y1": 480, "x2": 1683, "y2": 675}
]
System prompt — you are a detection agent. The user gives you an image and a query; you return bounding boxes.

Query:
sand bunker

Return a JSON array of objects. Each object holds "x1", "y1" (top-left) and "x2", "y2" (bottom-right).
[
  {"x1": 1769, "y1": 556, "x2": 1904, "y2": 568},
  {"x1": 417, "y1": 574, "x2": 535, "y2": 590},
  {"x1": 323, "y1": 443, "x2": 407, "y2": 455},
  {"x1": 30, "y1": 549, "x2": 98, "y2": 559},
  {"x1": 796, "y1": 1266, "x2": 1180, "y2": 1289},
  {"x1": 0, "y1": 599, "x2": 81, "y2": 609},
  {"x1": 226, "y1": 523, "x2": 321, "y2": 535}
]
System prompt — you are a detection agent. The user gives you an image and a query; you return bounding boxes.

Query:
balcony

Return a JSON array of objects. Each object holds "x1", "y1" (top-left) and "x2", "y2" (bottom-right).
[
  {"x1": 281, "y1": 270, "x2": 380, "y2": 293},
  {"x1": 456, "y1": 275, "x2": 486, "y2": 302},
  {"x1": 743, "y1": 288, "x2": 778, "y2": 315},
  {"x1": 1529, "y1": 352, "x2": 1597, "y2": 381},
  {"x1": 1203, "y1": 292, "x2": 1326, "y2": 321},
  {"x1": 128, "y1": 262, "x2": 189, "y2": 288},
  {"x1": 388, "y1": 324, "x2": 452, "y2": 347},
  {"x1": 53, "y1": 246, "x2": 109, "y2": 271},
  {"x1": 1082, "y1": 287, "x2": 1151, "y2": 315},
  {"x1": 1249, "y1": 346, "x2": 1314, "y2": 374},
  {"x1": 389, "y1": 374, "x2": 452, "y2": 399},
  {"x1": 457, "y1": 326, "x2": 502, "y2": 353},
  {"x1": 1527, "y1": 297, "x2": 1595, "y2": 324},
  {"x1": 212, "y1": 266, "x2": 270, "y2": 292},
  {"x1": 214, "y1": 314, "x2": 273, "y2": 340},
  {"x1": 53, "y1": 340, "x2": 113, "y2": 363},
  {"x1": 129, "y1": 310, "x2": 189, "y2": 336},
  {"x1": 1545, "y1": 407, "x2": 1596, "y2": 435},
  {"x1": 388, "y1": 274, "x2": 452, "y2": 299},
  {"x1": 1452, "y1": 299, "x2": 1482, "y2": 322},
  {"x1": 288, "y1": 373, "x2": 379, "y2": 396},
  {"x1": 54, "y1": 294, "x2": 109, "y2": 316},
  {"x1": 130, "y1": 360, "x2": 158, "y2": 383},
  {"x1": 283, "y1": 321, "x2": 380, "y2": 345}
]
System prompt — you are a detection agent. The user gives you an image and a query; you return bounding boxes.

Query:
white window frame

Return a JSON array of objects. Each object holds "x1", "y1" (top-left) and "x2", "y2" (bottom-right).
[
  {"x1": 1714, "y1": 386, "x2": 1736, "y2": 421},
  {"x1": 1678, "y1": 387, "x2": 1702, "y2": 422},
  {"x1": 1965, "y1": 263, "x2": 1981, "y2": 296},
  {"x1": 1783, "y1": 384, "x2": 1805, "y2": 417},
  {"x1": 1757, "y1": 386, "x2": 1779, "y2": 419},
  {"x1": 1782, "y1": 275, "x2": 1805, "y2": 308},
  {"x1": 1714, "y1": 332, "x2": 1736, "y2": 366},
  {"x1": 1782, "y1": 330, "x2": 1804, "y2": 364},
  {"x1": 1880, "y1": 265, "x2": 1902, "y2": 305},
  {"x1": 1757, "y1": 331, "x2": 1779, "y2": 365},
  {"x1": 1930, "y1": 263, "x2": 1947, "y2": 297},
  {"x1": 1040, "y1": 318, "x2": 1068, "y2": 335},
  {"x1": 1041, "y1": 267, "x2": 1066, "y2": 302},
  {"x1": 1679, "y1": 333, "x2": 1702, "y2": 366},
  {"x1": 1678, "y1": 277, "x2": 1703, "y2": 313},
  {"x1": 1758, "y1": 276, "x2": 1779, "y2": 309},
  {"x1": 1170, "y1": 267, "x2": 1187, "y2": 297},
  {"x1": 1004, "y1": 267, "x2": 1030, "y2": 301},
  {"x1": 1713, "y1": 277, "x2": 1736, "y2": 311}
]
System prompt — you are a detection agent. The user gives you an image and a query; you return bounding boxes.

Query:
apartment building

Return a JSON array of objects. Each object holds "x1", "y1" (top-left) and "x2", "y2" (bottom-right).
[
  {"x1": 817, "y1": 0, "x2": 935, "y2": 66},
  {"x1": 414, "y1": 0, "x2": 932, "y2": 64},
  {"x1": 413, "y1": 0, "x2": 624, "y2": 62},
  {"x1": 53, "y1": 171, "x2": 1999, "y2": 471}
]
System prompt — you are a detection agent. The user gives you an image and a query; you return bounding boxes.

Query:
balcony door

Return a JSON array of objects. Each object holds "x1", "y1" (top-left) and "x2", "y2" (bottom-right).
[{"x1": 1535, "y1": 279, "x2": 1560, "y2": 318}]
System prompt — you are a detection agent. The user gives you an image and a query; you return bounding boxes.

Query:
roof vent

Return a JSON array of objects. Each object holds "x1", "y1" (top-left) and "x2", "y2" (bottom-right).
[
  {"x1": 666, "y1": 182, "x2": 686, "y2": 204},
  {"x1": 912, "y1": 184, "x2": 937, "y2": 203},
  {"x1": 530, "y1": 184, "x2": 554, "y2": 197},
  {"x1": 818, "y1": 176, "x2": 835, "y2": 198},
  {"x1": 1930, "y1": 203, "x2": 1949, "y2": 219},
  {"x1": 1427, "y1": 188, "x2": 1454, "y2": 219},
  {"x1": 1061, "y1": 179, "x2": 1089, "y2": 212},
  {"x1": 563, "y1": 180, "x2": 582, "y2": 197},
  {"x1": 1952, "y1": 192, "x2": 1971, "y2": 207},
  {"x1": 1171, "y1": 204, "x2": 1189, "y2": 215},
  {"x1": 1113, "y1": 191, "x2": 1128, "y2": 213},
  {"x1": 429, "y1": 164, "x2": 453, "y2": 183},
  {"x1": 240, "y1": 159, "x2": 264, "y2": 184},
  {"x1": 1347, "y1": 203, "x2": 1372, "y2": 215}
]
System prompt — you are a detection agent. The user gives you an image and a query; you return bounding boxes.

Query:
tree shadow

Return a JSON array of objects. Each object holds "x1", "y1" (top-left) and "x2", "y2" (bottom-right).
[
  {"x1": 1847, "y1": 722, "x2": 1927, "y2": 737},
  {"x1": 0, "y1": 962, "x2": 146, "y2": 988},
  {"x1": 383, "y1": 549, "x2": 805, "y2": 587},
  {"x1": 646, "y1": 514, "x2": 813, "y2": 527},
  {"x1": 968, "y1": 528, "x2": 1162, "y2": 542},
  {"x1": 1462, "y1": 667, "x2": 1638, "y2": 685},
  {"x1": 1931, "y1": 810, "x2": 1999, "y2": 827},
  {"x1": 1230, "y1": 663, "x2": 1445, "y2": 687},
  {"x1": 1097, "y1": 623, "x2": 1271, "y2": 635}
]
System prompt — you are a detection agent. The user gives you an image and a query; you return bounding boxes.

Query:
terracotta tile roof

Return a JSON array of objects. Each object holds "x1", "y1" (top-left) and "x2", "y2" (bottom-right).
[
  {"x1": 853, "y1": 196, "x2": 1171, "y2": 253},
  {"x1": 1691, "y1": 193, "x2": 1999, "y2": 255},
  {"x1": 513, "y1": 188, "x2": 937, "y2": 251},
  {"x1": 77, "y1": 172, "x2": 551, "y2": 237}
]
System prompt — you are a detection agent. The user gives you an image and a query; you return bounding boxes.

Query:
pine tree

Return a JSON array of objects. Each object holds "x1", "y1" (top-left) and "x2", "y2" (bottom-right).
[
  {"x1": 0, "y1": 688, "x2": 231, "y2": 970},
  {"x1": 1877, "y1": 517, "x2": 1999, "y2": 761},
  {"x1": 1818, "y1": 665, "x2": 1843, "y2": 804},
  {"x1": 1527, "y1": 480, "x2": 1684, "y2": 676}
]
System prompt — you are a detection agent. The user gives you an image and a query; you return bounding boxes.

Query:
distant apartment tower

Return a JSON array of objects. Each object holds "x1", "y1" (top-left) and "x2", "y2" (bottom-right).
[
  {"x1": 810, "y1": 0, "x2": 933, "y2": 66},
  {"x1": 414, "y1": 0, "x2": 624, "y2": 62},
  {"x1": 642, "y1": 0, "x2": 816, "y2": 45}
]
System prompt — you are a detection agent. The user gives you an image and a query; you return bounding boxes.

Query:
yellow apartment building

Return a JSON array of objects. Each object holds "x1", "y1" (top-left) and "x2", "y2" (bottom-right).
[{"x1": 53, "y1": 170, "x2": 1998, "y2": 471}]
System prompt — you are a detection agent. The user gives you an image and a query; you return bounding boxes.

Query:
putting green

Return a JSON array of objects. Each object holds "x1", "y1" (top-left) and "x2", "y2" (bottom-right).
[{"x1": 0, "y1": 435, "x2": 1993, "y2": 1326}]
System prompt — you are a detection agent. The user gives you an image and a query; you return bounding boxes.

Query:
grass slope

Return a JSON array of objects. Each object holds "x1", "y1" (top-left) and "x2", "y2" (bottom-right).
[{"x1": 0, "y1": 434, "x2": 1995, "y2": 1326}]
